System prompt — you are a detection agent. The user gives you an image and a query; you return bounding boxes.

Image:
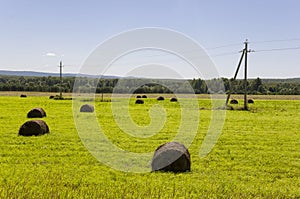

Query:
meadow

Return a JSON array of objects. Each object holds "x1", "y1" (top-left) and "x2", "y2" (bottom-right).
[{"x1": 0, "y1": 93, "x2": 299, "y2": 198}]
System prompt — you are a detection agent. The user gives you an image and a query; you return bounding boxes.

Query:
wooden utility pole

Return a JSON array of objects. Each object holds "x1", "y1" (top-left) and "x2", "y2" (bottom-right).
[
  {"x1": 226, "y1": 39, "x2": 252, "y2": 109},
  {"x1": 101, "y1": 79, "x2": 104, "y2": 102},
  {"x1": 244, "y1": 40, "x2": 248, "y2": 110},
  {"x1": 59, "y1": 61, "x2": 63, "y2": 98}
]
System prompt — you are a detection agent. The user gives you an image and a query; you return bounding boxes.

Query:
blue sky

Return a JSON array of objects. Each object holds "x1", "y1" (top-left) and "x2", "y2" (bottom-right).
[{"x1": 0, "y1": 0, "x2": 300, "y2": 78}]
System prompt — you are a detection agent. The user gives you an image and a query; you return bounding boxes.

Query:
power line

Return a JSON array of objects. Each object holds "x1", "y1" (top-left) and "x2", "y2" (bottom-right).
[
  {"x1": 251, "y1": 38, "x2": 300, "y2": 44},
  {"x1": 209, "y1": 51, "x2": 240, "y2": 57},
  {"x1": 206, "y1": 42, "x2": 243, "y2": 50},
  {"x1": 254, "y1": 46, "x2": 300, "y2": 52}
]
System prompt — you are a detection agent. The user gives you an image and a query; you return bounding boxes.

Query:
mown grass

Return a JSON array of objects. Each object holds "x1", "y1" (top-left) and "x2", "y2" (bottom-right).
[{"x1": 0, "y1": 94, "x2": 299, "y2": 198}]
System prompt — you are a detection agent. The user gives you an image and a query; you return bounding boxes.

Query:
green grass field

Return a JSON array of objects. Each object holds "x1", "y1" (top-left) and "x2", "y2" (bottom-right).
[{"x1": 0, "y1": 94, "x2": 299, "y2": 198}]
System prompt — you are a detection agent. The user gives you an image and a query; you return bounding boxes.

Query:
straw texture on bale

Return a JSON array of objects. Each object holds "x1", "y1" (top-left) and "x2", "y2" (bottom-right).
[
  {"x1": 135, "y1": 99, "x2": 144, "y2": 104},
  {"x1": 142, "y1": 95, "x2": 147, "y2": 98},
  {"x1": 151, "y1": 142, "x2": 190, "y2": 173},
  {"x1": 230, "y1": 99, "x2": 238, "y2": 104},
  {"x1": 157, "y1": 96, "x2": 164, "y2": 101},
  {"x1": 170, "y1": 97, "x2": 178, "y2": 102},
  {"x1": 27, "y1": 108, "x2": 47, "y2": 118},
  {"x1": 80, "y1": 104, "x2": 94, "y2": 112},
  {"x1": 248, "y1": 99, "x2": 254, "y2": 104},
  {"x1": 19, "y1": 120, "x2": 49, "y2": 136}
]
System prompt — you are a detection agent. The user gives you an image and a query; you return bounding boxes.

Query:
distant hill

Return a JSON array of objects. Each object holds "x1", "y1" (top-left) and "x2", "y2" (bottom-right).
[
  {"x1": 0, "y1": 70, "x2": 61, "y2": 77},
  {"x1": 0, "y1": 70, "x2": 118, "y2": 79}
]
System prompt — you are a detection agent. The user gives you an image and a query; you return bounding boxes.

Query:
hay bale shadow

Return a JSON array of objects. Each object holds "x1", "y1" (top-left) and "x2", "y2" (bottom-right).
[
  {"x1": 100, "y1": 99, "x2": 111, "y2": 102},
  {"x1": 226, "y1": 105, "x2": 234, "y2": 110},
  {"x1": 19, "y1": 120, "x2": 49, "y2": 136},
  {"x1": 151, "y1": 142, "x2": 190, "y2": 173},
  {"x1": 227, "y1": 106, "x2": 251, "y2": 111},
  {"x1": 80, "y1": 104, "x2": 94, "y2": 112},
  {"x1": 212, "y1": 105, "x2": 233, "y2": 110},
  {"x1": 53, "y1": 95, "x2": 64, "y2": 100},
  {"x1": 135, "y1": 99, "x2": 144, "y2": 104},
  {"x1": 53, "y1": 96, "x2": 72, "y2": 100},
  {"x1": 157, "y1": 96, "x2": 164, "y2": 101},
  {"x1": 27, "y1": 108, "x2": 47, "y2": 118}
]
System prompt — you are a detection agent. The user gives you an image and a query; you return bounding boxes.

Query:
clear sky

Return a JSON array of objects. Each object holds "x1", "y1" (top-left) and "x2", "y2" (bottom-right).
[{"x1": 0, "y1": 0, "x2": 300, "y2": 78}]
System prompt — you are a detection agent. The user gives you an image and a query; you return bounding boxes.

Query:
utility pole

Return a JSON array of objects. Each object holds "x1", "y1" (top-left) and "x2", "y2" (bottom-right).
[
  {"x1": 59, "y1": 61, "x2": 63, "y2": 99},
  {"x1": 101, "y1": 79, "x2": 104, "y2": 102},
  {"x1": 225, "y1": 39, "x2": 253, "y2": 110},
  {"x1": 244, "y1": 40, "x2": 249, "y2": 110}
]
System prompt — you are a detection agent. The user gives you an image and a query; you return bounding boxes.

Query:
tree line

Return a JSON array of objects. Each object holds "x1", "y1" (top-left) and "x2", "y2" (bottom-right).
[{"x1": 0, "y1": 75, "x2": 299, "y2": 95}]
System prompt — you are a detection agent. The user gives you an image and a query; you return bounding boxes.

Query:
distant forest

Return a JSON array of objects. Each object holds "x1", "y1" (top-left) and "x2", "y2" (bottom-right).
[{"x1": 0, "y1": 75, "x2": 299, "y2": 95}]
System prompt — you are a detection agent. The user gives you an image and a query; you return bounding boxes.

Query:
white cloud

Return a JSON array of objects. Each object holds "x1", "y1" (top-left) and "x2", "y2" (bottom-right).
[{"x1": 45, "y1": 52, "x2": 57, "y2": 57}]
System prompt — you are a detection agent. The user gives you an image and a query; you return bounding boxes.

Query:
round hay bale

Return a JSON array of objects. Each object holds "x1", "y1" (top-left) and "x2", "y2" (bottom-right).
[
  {"x1": 136, "y1": 95, "x2": 142, "y2": 98},
  {"x1": 135, "y1": 99, "x2": 144, "y2": 104},
  {"x1": 151, "y1": 142, "x2": 190, "y2": 173},
  {"x1": 157, "y1": 96, "x2": 164, "y2": 101},
  {"x1": 19, "y1": 120, "x2": 49, "y2": 136},
  {"x1": 49, "y1": 95, "x2": 54, "y2": 99},
  {"x1": 80, "y1": 104, "x2": 94, "y2": 112},
  {"x1": 170, "y1": 97, "x2": 178, "y2": 102},
  {"x1": 230, "y1": 99, "x2": 238, "y2": 104},
  {"x1": 27, "y1": 108, "x2": 47, "y2": 118},
  {"x1": 20, "y1": 94, "x2": 27, "y2": 98},
  {"x1": 248, "y1": 99, "x2": 254, "y2": 104},
  {"x1": 142, "y1": 95, "x2": 147, "y2": 98}
]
